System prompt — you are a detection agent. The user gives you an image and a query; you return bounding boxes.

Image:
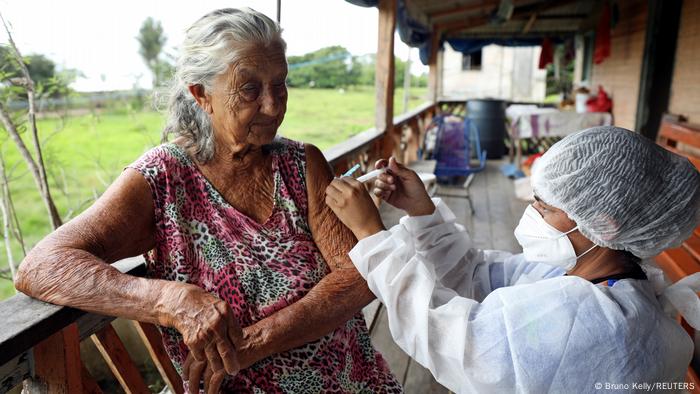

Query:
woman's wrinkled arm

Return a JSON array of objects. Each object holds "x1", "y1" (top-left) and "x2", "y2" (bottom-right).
[
  {"x1": 14, "y1": 169, "x2": 170, "y2": 322},
  {"x1": 15, "y1": 170, "x2": 244, "y2": 379},
  {"x1": 237, "y1": 144, "x2": 375, "y2": 366}
]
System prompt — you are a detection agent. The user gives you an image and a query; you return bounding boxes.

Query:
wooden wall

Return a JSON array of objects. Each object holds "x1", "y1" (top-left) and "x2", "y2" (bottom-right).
[
  {"x1": 590, "y1": 0, "x2": 648, "y2": 130},
  {"x1": 669, "y1": 0, "x2": 700, "y2": 124}
]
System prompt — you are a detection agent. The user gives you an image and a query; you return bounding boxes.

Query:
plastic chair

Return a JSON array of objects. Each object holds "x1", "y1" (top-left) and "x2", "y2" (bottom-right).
[
  {"x1": 432, "y1": 116, "x2": 487, "y2": 213},
  {"x1": 433, "y1": 116, "x2": 487, "y2": 177}
]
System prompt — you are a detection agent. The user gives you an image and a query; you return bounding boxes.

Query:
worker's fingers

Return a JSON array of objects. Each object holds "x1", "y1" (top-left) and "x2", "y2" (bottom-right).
[
  {"x1": 375, "y1": 158, "x2": 389, "y2": 170},
  {"x1": 326, "y1": 178, "x2": 347, "y2": 195},
  {"x1": 325, "y1": 184, "x2": 343, "y2": 201},
  {"x1": 338, "y1": 176, "x2": 365, "y2": 191},
  {"x1": 388, "y1": 157, "x2": 412, "y2": 178},
  {"x1": 377, "y1": 171, "x2": 394, "y2": 184},
  {"x1": 374, "y1": 179, "x2": 396, "y2": 192},
  {"x1": 325, "y1": 193, "x2": 339, "y2": 208},
  {"x1": 331, "y1": 177, "x2": 355, "y2": 195},
  {"x1": 372, "y1": 187, "x2": 391, "y2": 200}
]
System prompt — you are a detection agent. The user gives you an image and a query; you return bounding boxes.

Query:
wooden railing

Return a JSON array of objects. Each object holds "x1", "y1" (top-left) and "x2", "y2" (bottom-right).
[
  {"x1": 326, "y1": 101, "x2": 437, "y2": 173},
  {"x1": 0, "y1": 100, "x2": 449, "y2": 393},
  {"x1": 0, "y1": 257, "x2": 185, "y2": 393},
  {"x1": 654, "y1": 119, "x2": 700, "y2": 394}
]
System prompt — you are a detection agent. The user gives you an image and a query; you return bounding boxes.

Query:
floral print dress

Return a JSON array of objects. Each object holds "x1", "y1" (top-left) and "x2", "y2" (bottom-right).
[{"x1": 128, "y1": 137, "x2": 401, "y2": 393}]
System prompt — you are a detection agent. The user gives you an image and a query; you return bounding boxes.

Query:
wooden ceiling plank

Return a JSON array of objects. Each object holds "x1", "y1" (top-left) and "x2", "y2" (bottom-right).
[
  {"x1": 523, "y1": 13, "x2": 537, "y2": 33},
  {"x1": 428, "y1": 0, "x2": 500, "y2": 21}
]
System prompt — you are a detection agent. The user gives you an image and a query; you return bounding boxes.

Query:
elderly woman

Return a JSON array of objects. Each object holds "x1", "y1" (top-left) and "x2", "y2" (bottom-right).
[
  {"x1": 15, "y1": 8, "x2": 401, "y2": 393},
  {"x1": 326, "y1": 127, "x2": 700, "y2": 393}
]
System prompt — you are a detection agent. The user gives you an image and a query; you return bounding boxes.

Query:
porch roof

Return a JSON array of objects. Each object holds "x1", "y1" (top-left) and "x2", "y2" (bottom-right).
[{"x1": 347, "y1": 0, "x2": 603, "y2": 63}]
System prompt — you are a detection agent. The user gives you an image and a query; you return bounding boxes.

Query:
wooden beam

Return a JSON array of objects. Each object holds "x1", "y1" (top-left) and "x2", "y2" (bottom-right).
[
  {"x1": 511, "y1": 0, "x2": 583, "y2": 19},
  {"x1": 534, "y1": 13, "x2": 588, "y2": 19},
  {"x1": 81, "y1": 364, "x2": 104, "y2": 394},
  {"x1": 91, "y1": 324, "x2": 150, "y2": 394},
  {"x1": 523, "y1": 13, "x2": 537, "y2": 33},
  {"x1": 428, "y1": 0, "x2": 499, "y2": 21},
  {"x1": 27, "y1": 324, "x2": 83, "y2": 393},
  {"x1": 436, "y1": 15, "x2": 491, "y2": 34},
  {"x1": 134, "y1": 321, "x2": 184, "y2": 394},
  {"x1": 428, "y1": 28, "x2": 441, "y2": 103},
  {"x1": 375, "y1": 0, "x2": 396, "y2": 137}
]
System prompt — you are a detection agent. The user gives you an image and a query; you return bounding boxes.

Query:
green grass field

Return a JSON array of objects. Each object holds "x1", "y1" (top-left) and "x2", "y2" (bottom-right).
[{"x1": 0, "y1": 86, "x2": 427, "y2": 299}]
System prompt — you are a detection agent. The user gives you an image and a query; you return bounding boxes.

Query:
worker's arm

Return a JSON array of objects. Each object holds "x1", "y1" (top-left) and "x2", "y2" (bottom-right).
[{"x1": 348, "y1": 222, "x2": 603, "y2": 393}]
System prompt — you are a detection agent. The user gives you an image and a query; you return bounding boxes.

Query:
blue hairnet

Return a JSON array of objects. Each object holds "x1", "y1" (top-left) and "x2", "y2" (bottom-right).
[{"x1": 531, "y1": 126, "x2": 700, "y2": 258}]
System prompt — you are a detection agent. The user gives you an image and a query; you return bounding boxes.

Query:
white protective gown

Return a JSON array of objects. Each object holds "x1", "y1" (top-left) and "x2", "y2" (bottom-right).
[{"x1": 349, "y1": 199, "x2": 697, "y2": 394}]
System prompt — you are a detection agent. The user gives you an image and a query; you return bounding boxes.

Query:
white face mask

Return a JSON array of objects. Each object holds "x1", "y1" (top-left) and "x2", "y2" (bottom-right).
[{"x1": 514, "y1": 205, "x2": 596, "y2": 270}]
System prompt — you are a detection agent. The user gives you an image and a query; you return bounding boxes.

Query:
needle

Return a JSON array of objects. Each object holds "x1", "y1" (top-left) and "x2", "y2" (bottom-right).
[{"x1": 342, "y1": 163, "x2": 361, "y2": 177}]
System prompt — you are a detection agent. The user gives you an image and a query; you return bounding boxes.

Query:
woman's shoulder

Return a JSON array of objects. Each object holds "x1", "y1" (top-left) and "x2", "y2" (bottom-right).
[
  {"x1": 268, "y1": 136, "x2": 306, "y2": 158},
  {"x1": 269, "y1": 137, "x2": 330, "y2": 173},
  {"x1": 127, "y1": 142, "x2": 194, "y2": 177}
]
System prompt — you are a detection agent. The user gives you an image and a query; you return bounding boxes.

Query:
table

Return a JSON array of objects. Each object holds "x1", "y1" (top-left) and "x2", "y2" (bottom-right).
[{"x1": 507, "y1": 108, "x2": 613, "y2": 168}]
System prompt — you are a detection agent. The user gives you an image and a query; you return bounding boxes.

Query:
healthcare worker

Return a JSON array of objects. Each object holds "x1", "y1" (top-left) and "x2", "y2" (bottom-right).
[{"x1": 325, "y1": 127, "x2": 700, "y2": 394}]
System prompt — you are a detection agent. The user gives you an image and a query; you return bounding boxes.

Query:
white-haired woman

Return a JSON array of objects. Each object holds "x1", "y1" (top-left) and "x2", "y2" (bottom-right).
[
  {"x1": 326, "y1": 127, "x2": 700, "y2": 393},
  {"x1": 15, "y1": 8, "x2": 401, "y2": 393}
]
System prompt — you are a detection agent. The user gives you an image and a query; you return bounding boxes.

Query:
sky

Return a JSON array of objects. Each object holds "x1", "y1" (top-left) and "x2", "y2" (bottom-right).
[{"x1": 0, "y1": 0, "x2": 426, "y2": 91}]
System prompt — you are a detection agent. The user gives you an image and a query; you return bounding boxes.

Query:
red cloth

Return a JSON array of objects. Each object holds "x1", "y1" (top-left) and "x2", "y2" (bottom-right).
[
  {"x1": 538, "y1": 37, "x2": 553, "y2": 69},
  {"x1": 594, "y1": 3, "x2": 611, "y2": 64},
  {"x1": 586, "y1": 86, "x2": 613, "y2": 113}
]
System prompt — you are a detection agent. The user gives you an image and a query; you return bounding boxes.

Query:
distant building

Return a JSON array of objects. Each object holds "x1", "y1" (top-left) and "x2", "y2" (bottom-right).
[{"x1": 439, "y1": 44, "x2": 546, "y2": 102}]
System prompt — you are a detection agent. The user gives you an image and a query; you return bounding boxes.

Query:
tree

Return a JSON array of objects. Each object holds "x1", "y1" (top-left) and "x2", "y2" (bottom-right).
[
  {"x1": 0, "y1": 14, "x2": 62, "y2": 231},
  {"x1": 136, "y1": 17, "x2": 170, "y2": 88},
  {"x1": 288, "y1": 46, "x2": 358, "y2": 88},
  {"x1": 0, "y1": 47, "x2": 76, "y2": 98},
  {"x1": 348, "y1": 54, "x2": 421, "y2": 88}
]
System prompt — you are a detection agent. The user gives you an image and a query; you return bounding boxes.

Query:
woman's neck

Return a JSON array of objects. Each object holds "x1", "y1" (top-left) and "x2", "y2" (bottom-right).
[
  {"x1": 567, "y1": 247, "x2": 633, "y2": 281},
  {"x1": 206, "y1": 143, "x2": 267, "y2": 173}
]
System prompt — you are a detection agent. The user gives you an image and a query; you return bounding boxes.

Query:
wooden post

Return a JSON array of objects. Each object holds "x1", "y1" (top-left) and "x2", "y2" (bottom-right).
[
  {"x1": 134, "y1": 321, "x2": 184, "y2": 394},
  {"x1": 405, "y1": 118, "x2": 421, "y2": 163},
  {"x1": 91, "y1": 324, "x2": 150, "y2": 394},
  {"x1": 376, "y1": 0, "x2": 397, "y2": 158},
  {"x1": 428, "y1": 29, "x2": 441, "y2": 103},
  {"x1": 26, "y1": 324, "x2": 83, "y2": 393}
]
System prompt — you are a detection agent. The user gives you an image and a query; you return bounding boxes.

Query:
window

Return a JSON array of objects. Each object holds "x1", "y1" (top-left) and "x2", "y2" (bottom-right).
[
  {"x1": 581, "y1": 32, "x2": 594, "y2": 82},
  {"x1": 462, "y1": 50, "x2": 483, "y2": 71}
]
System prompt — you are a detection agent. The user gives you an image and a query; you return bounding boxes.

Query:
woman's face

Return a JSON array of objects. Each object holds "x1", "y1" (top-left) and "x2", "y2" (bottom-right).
[
  {"x1": 207, "y1": 43, "x2": 288, "y2": 149},
  {"x1": 532, "y1": 196, "x2": 575, "y2": 233},
  {"x1": 532, "y1": 196, "x2": 594, "y2": 255}
]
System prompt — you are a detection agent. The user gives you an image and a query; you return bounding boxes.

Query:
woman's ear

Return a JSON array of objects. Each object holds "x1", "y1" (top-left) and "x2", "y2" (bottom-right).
[{"x1": 187, "y1": 84, "x2": 213, "y2": 114}]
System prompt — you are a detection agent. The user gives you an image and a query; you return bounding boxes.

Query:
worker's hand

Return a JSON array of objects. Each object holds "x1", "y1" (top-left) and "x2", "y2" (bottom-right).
[
  {"x1": 158, "y1": 282, "x2": 242, "y2": 391},
  {"x1": 325, "y1": 177, "x2": 385, "y2": 240},
  {"x1": 373, "y1": 157, "x2": 435, "y2": 216}
]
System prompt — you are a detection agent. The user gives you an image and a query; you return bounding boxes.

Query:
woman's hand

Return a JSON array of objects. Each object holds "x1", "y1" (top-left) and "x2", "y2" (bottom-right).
[
  {"x1": 182, "y1": 355, "x2": 223, "y2": 394},
  {"x1": 372, "y1": 157, "x2": 435, "y2": 217},
  {"x1": 157, "y1": 283, "x2": 243, "y2": 391},
  {"x1": 325, "y1": 177, "x2": 385, "y2": 240}
]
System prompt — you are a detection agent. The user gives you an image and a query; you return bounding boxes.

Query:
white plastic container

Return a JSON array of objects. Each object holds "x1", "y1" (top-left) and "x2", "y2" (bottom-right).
[{"x1": 575, "y1": 93, "x2": 589, "y2": 113}]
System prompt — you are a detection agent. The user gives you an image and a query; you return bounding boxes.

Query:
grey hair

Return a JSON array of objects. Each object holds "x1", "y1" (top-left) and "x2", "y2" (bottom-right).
[{"x1": 162, "y1": 8, "x2": 286, "y2": 163}]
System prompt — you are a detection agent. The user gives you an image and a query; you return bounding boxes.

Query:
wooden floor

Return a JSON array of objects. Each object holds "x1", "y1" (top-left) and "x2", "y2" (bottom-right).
[{"x1": 361, "y1": 160, "x2": 529, "y2": 393}]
